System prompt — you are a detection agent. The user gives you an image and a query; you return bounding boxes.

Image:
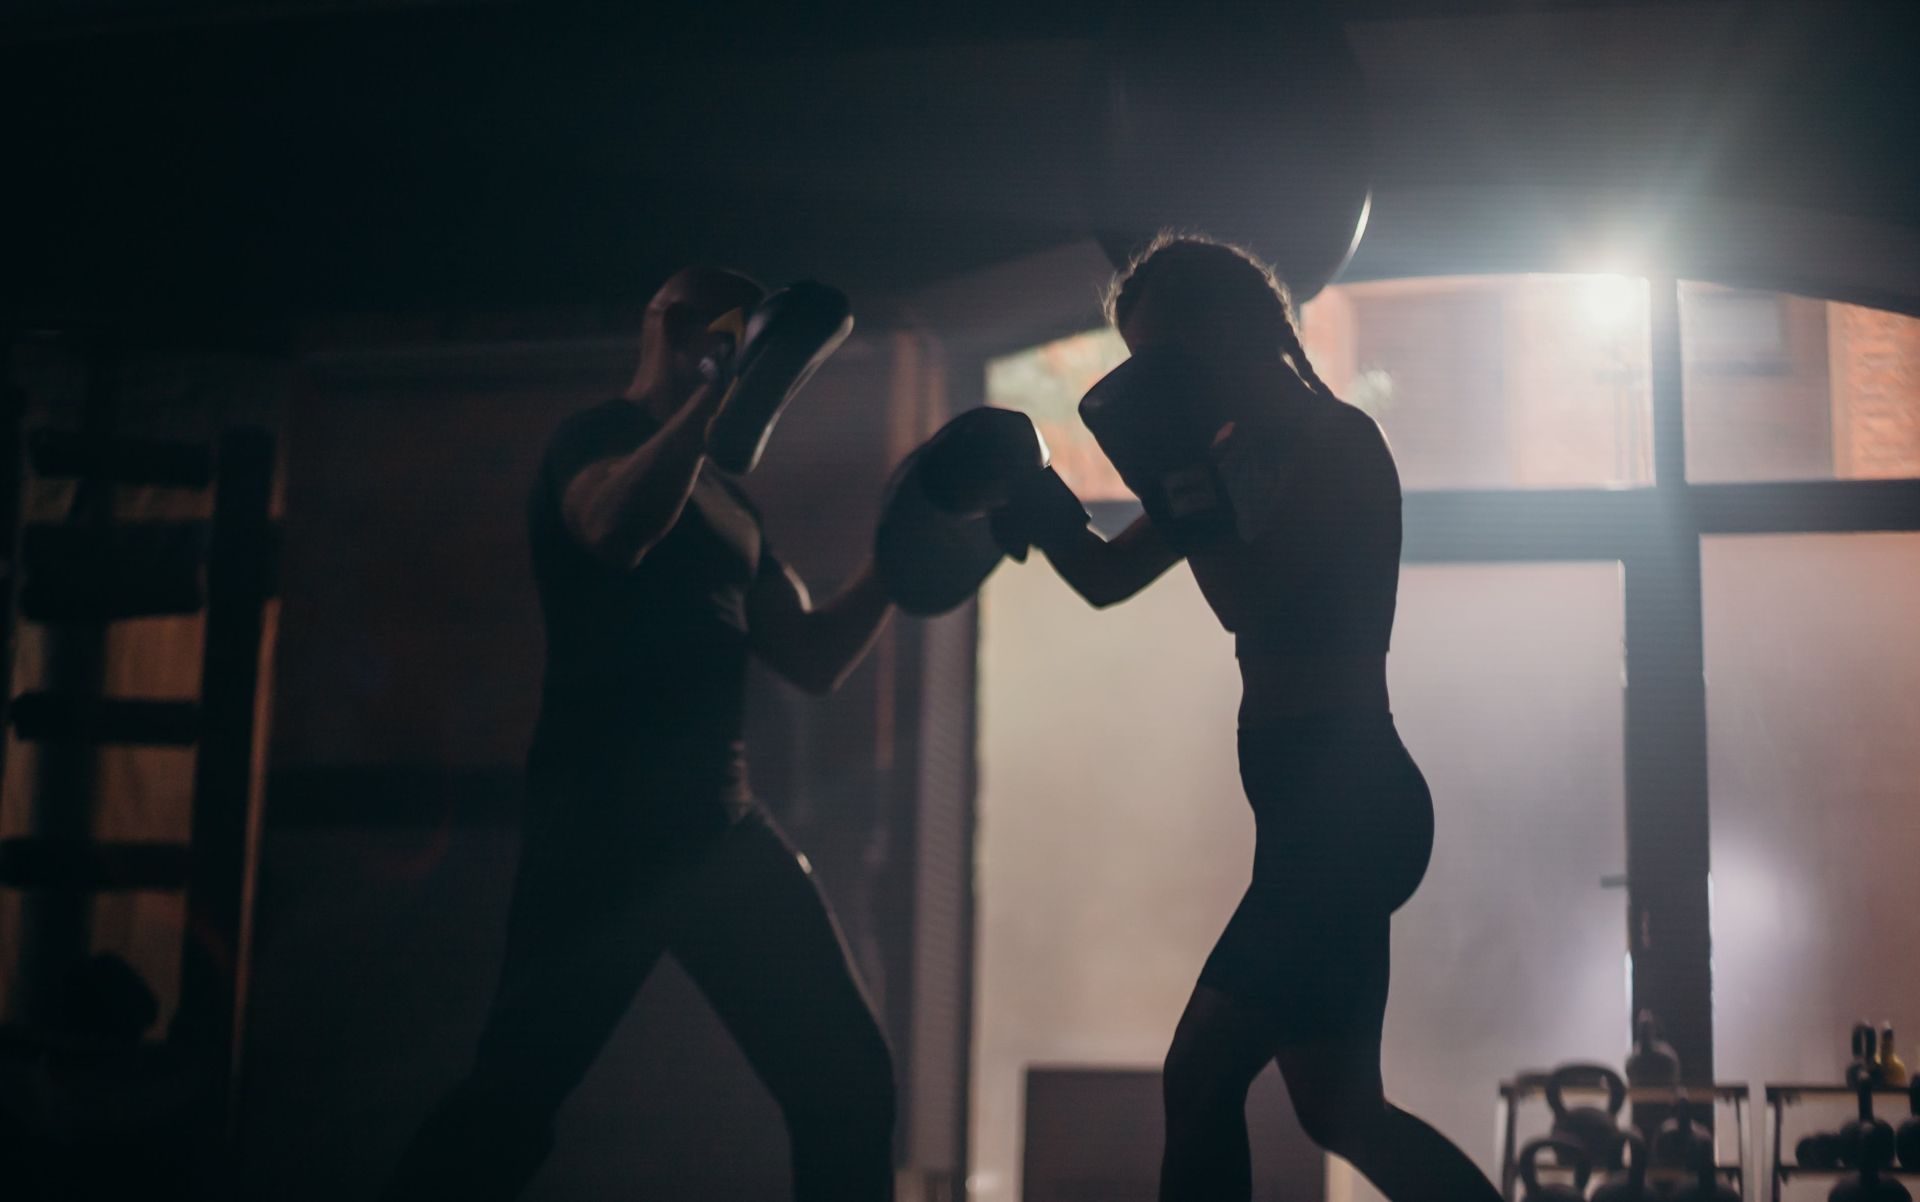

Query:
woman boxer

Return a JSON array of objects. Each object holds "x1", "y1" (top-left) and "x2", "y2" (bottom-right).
[{"x1": 996, "y1": 234, "x2": 1501, "y2": 1202}]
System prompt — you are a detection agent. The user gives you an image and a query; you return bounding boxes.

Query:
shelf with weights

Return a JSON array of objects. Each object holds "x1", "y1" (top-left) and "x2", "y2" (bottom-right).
[
  {"x1": 1496, "y1": 1071, "x2": 1751, "y2": 1200},
  {"x1": 1497, "y1": 1014, "x2": 1752, "y2": 1199},
  {"x1": 1766, "y1": 1081, "x2": 1920, "y2": 1202}
]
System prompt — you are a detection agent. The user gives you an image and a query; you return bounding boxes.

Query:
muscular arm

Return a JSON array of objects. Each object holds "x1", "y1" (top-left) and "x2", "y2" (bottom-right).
[
  {"x1": 1037, "y1": 512, "x2": 1183, "y2": 608},
  {"x1": 748, "y1": 557, "x2": 894, "y2": 696},
  {"x1": 561, "y1": 381, "x2": 729, "y2": 571}
]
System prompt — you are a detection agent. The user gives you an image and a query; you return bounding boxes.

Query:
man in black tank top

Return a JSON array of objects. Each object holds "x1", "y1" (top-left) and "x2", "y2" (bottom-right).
[{"x1": 382, "y1": 268, "x2": 898, "y2": 1202}]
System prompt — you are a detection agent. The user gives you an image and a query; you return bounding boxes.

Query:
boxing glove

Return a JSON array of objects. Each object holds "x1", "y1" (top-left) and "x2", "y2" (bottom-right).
[
  {"x1": 1078, "y1": 346, "x2": 1236, "y2": 553},
  {"x1": 875, "y1": 407, "x2": 1054, "y2": 616},
  {"x1": 987, "y1": 466, "x2": 1092, "y2": 562}
]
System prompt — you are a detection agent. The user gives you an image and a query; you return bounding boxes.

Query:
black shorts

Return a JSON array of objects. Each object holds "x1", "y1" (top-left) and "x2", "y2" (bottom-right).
[{"x1": 1197, "y1": 714, "x2": 1434, "y2": 1042}]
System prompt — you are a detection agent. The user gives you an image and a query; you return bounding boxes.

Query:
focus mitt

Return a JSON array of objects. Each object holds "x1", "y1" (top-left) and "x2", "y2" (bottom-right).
[{"x1": 703, "y1": 280, "x2": 854, "y2": 475}]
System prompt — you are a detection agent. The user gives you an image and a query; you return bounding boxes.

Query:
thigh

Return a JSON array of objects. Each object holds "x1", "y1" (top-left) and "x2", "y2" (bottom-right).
[
  {"x1": 1163, "y1": 982, "x2": 1278, "y2": 1100},
  {"x1": 664, "y1": 813, "x2": 891, "y2": 1098},
  {"x1": 472, "y1": 822, "x2": 673, "y2": 1111},
  {"x1": 1197, "y1": 888, "x2": 1391, "y2": 1046},
  {"x1": 1273, "y1": 1036, "x2": 1386, "y2": 1129}
]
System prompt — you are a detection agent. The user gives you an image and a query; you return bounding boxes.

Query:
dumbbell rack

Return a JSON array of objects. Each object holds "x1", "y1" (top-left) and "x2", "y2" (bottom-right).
[
  {"x1": 1496, "y1": 1078, "x2": 1750, "y2": 1200},
  {"x1": 1765, "y1": 1085, "x2": 1919, "y2": 1202}
]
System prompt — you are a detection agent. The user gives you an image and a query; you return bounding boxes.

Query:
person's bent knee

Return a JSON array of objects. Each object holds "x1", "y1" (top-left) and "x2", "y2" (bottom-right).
[
  {"x1": 1292, "y1": 1091, "x2": 1387, "y2": 1158},
  {"x1": 1162, "y1": 1048, "x2": 1253, "y2": 1131}
]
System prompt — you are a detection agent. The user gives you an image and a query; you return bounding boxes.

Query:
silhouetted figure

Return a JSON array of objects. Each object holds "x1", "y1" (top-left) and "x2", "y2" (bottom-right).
[
  {"x1": 995, "y1": 235, "x2": 1502, "y2": 1202},
  {"x1": 380, "y1": 267, "x2": 896, "y2": 1202}
]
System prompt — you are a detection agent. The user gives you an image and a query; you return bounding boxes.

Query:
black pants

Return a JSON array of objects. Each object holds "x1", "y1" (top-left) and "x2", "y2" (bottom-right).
[
  {"x1": 1162, "y1": 716, "x2": 1501, "y2": 1202},
  {"x1": 1197, "y1": 716, "x2": 1434, "y2": 1041},
  {"x1": 381, "y1": 805, "x2": 896, "y2": 1202}
]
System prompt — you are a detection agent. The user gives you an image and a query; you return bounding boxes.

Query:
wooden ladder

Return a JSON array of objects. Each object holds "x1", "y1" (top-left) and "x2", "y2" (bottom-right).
[{"x1": 0, "y1": 389, "x2": 278, "y2": 1137}]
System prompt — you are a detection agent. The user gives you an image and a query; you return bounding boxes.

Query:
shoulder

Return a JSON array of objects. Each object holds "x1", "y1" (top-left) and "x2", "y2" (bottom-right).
[
  {"x1": 1322, "y1": 397, "x2": 1401, "y2": 500},
  {"x1": 1320, "y1": 395, "x2": 1392, "y2": 458},
  {"x1": 1324, "y1": 393, "x2": 1379, "y2": 436}
]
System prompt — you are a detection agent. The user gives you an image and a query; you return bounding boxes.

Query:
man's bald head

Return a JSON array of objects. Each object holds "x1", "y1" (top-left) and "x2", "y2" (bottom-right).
[{"x1": 630, "y1": 266, "x2": 767, "y2": 407}]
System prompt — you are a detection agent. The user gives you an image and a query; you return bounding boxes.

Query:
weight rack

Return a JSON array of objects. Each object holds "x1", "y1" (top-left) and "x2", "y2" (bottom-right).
[
  {"x1": 1496, "y1": 1078, "x2": 1751, "y2": 1199},
  {"x1": 1765, "y1": 1085, "x2": 1919, "y2": 1202}
]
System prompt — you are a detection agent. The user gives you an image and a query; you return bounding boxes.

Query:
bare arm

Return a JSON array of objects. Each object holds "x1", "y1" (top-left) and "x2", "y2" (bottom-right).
[
  {"x1": 748, "y1": 557, "x2": 894, "y2": 696},
  {"x1": 561, "y1": 381, "x2": 729, "y2": 571},
  {"x1": 1037, "y1": 512, "x2": 1183, "y2": 608}
]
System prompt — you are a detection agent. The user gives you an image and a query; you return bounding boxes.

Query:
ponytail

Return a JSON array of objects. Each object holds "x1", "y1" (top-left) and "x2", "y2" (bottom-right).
[{"x1": 1274, "y1": 311, "x2": 1333, "y2": 398}]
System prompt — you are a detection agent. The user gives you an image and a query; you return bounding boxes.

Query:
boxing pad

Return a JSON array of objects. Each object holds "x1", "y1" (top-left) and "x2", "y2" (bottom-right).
[
  {"x1": 1078, "y1": 347, "x2": 1236, "y2": 552},
  {"x1": 875, "y1": 407, "x2": 1052, "y2": 617},
  {"x1": 704, "y1": 280, "x2": 854, "y2": 474}
]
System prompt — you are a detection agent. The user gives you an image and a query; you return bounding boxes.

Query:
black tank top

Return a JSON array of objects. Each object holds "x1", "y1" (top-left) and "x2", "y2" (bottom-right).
[{"x1": 525, "y1": 399, "x2": 784, "y2": 808}]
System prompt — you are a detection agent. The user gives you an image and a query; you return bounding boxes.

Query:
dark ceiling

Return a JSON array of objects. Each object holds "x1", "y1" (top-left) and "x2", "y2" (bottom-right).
[{"x1": 4, "y1": 0, "x2": 1915, "y2": 335}]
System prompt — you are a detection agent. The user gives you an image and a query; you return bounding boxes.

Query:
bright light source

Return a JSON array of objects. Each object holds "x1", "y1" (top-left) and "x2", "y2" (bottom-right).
[
  {"x1": 1623, "y1": 952, "x2": 1634, "y2": 1046},
  {"x1": 1581, "y1": 274, "x2": 1645, "y2": 335}
]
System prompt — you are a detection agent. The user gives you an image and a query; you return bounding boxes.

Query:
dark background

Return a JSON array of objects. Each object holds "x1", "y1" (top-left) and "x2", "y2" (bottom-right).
[{"x1": 3, "y1": 1, "x2": 1916, "y2": 1198}]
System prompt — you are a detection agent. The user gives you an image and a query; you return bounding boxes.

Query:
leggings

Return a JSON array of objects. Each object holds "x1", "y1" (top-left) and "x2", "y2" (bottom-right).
[
  {"x1": 380, "y1": 805, "x2": 896, "y2": 1202},
  {"x1": 1163, "y1": 715, "x2": 1500, "y2": 1202},
  {"x1": 1199, "y1": 715, "x2": 1434, "y2": 1042}
]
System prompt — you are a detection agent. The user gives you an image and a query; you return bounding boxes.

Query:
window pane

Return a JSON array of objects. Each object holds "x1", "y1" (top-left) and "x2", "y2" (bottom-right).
[
  {"x1": 1704, "y1": 534, "x2": 1920, "y2": 1098},
  {"x1": 1682, "y1": 284, "x2": 1920, "y2": 482},
  {"x1": 987, "y1": 274, "x2": 1655, "y2": 497},
  {"x1": 1307, "y1": 276, "x2": 1652, "y2": 491},
  {"x1": 984, "y1": 328, "x2": 1132, "y2": 501}
]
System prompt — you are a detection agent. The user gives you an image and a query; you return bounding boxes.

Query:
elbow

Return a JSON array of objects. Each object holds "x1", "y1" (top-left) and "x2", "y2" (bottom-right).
[
  {"x1": 1046, "y1": 553, "x2": 1132, "y2": 610},
  {"x1": 774, "y1": 646, "x2": 847, "y2": 697},
  {"x1": 1073, "y1": 579, "x2": 1131, "y2": 610},
  {"x1": 567, "y1": 499, "x2": 667, "y2": 573},
  {"x1": 796, "y1": 670, "x2": 839, "y2": 698},
  {"x1": 587, "y1": 537, "x2": 651, "y2": 574},
  {"x1": 809, "y1": 651, "x2": 868, "y2": 696},
  {"x1": 578, "y1": 521, "x2": 663, "y2": 573}
]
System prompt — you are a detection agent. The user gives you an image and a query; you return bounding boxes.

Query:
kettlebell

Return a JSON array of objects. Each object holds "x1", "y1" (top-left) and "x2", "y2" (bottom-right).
[
  {"x1": 1851, "y1": 1024, "x2": 1889, "y2": 1089},
  {"x1": 1657, "y1": 1108, "x2": 1738, "y2": 1202},
  {"x1": 1548, "y1": 1062, "x2": 1629, "y2": 1172},
  {"x1": 1626, "y1": 1010, "x2": 1682, "y2": 1090},
  {"x1": 1627, "y1": 1010, "x2": 1682, "y2": 1141},
  {"x1": 1518, "y1": 1136, "x2": 1592, "y2": 1202},
  {"x1": 1654, "y1": 1088, "x2": 1716, "y2": 1173},
  {"x1": 1843, "y1": 1079, "x2": 1898, "y2": 1170},
  {"x1": 1896, "y1": 1076, "x2": 1920, "y2": 1171},
  {"x1": 1800, "y1": 1131, "x2": 1848, "y2": 1169},
  {"x1": 1830, "y1": 1161, "x2": 1913, "y2": 1202},
  {"x1": 1593, "y1": 1131, "x2": 1653, "y2": 1202}
]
